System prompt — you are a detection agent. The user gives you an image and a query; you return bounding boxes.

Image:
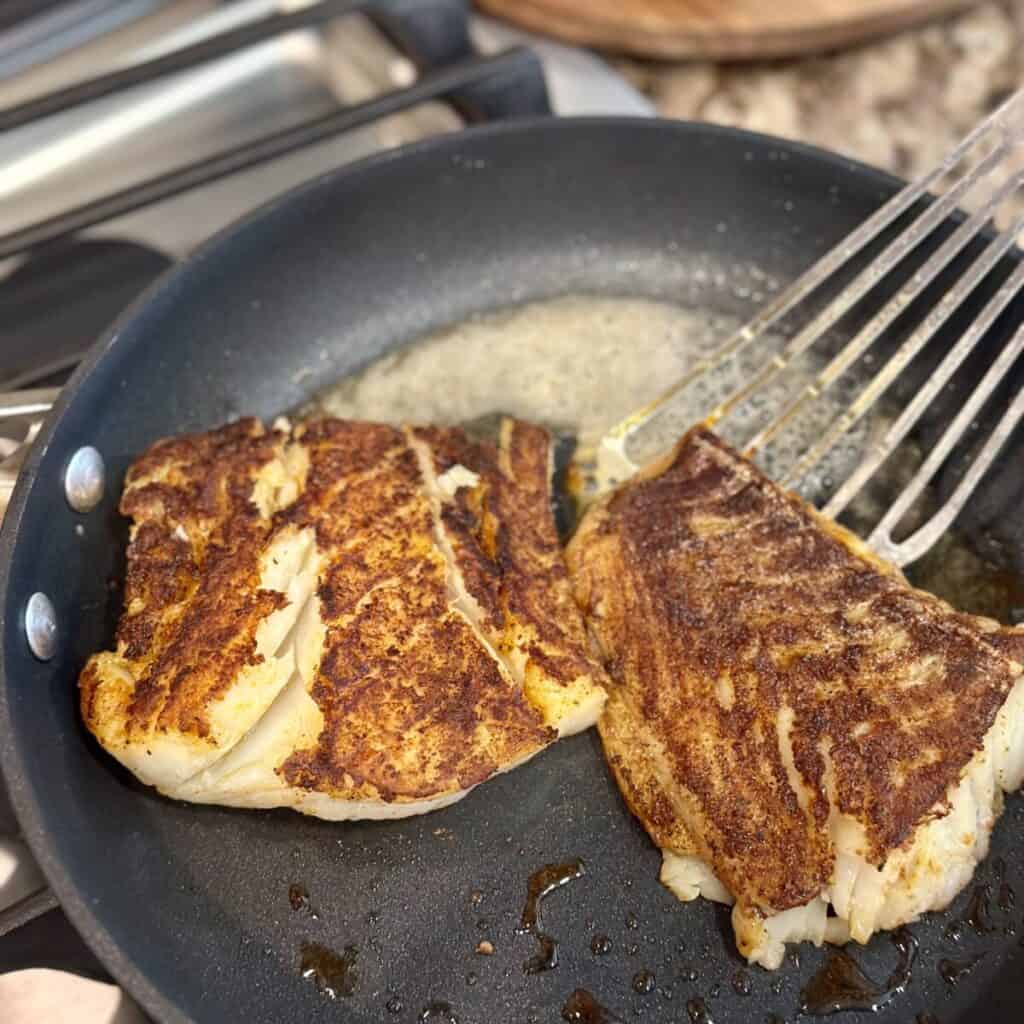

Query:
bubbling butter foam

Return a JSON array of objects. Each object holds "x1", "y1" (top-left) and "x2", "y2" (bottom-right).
[{"x1": 308, "y1": 295, "x2": 868, "y2": 503}]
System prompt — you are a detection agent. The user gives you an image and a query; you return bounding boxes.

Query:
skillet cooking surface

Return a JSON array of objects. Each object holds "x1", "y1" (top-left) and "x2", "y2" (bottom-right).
[{"x1": 1, "y1": 119, "x2": 1022, "y2": 1023}]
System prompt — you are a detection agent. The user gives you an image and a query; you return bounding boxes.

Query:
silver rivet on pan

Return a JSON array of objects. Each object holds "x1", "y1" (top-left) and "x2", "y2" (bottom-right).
[
  {"x1": 25, "y1": 592, "x2": 57, "y2": 661},
  {"x1": 64, "y1": 446, "x2": 105, "y2": 512}
]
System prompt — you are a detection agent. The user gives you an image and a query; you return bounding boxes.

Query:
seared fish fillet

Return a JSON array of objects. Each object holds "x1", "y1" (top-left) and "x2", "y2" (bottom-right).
[
  {"x1": 80, "y1": 417, "x2": 605, "y2": 819},
  {"x1": 567, "y1": 425, "x2": 1024, "y2": 969},
  {"x1": 78, "y1": 419, "x2": 314, "y2": 790}
]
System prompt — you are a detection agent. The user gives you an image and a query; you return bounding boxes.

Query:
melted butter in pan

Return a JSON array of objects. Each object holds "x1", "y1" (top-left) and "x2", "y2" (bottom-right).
[{"x1": 308, "y1": 295, "x2": 729, "y2": 447}]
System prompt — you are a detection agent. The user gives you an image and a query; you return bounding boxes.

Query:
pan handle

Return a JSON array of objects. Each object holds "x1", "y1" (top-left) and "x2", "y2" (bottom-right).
[
  {"x1": 0, "y1": 388, "x2": 59, "y2": 420},
  {"x1": 0, "y1": 887, "x2": 111, "y2": 981},
  {"x1": 0, "y1": 387, "x2": 58, "y2": 517},
  {"x1": 0, "y1": 763, "x2": 112, "y2": 983},
  {"x1": 0, "y1": 887, "x2": 58, "y2": 938}
]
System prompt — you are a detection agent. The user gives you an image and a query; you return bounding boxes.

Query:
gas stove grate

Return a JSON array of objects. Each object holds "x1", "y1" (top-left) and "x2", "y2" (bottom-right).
[{"x1": 0, "y1": 0, "x2": 549, "y2": 261}]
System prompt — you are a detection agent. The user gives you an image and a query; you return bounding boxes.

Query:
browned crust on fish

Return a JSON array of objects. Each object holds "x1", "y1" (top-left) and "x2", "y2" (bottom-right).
[
  {"x1": 81, "y1": 413, "x2": 602, "y2": 809},
  {"x1": 276, "y1": 419, "x2": 555, "y2": 802},
  {"x1": 80, "y1": 418, "x2": 287, "y2": 741},
  {"x1": 597, "y1": 685, "x2": 701, "y2": 857},
  {"x1": 567, "y1": 425, "x2": 1023, "y2": 916},
  {"x1": 410, "y1": 424, "x2": 504, "y2": 628},
  {"x1": 412, "y1": 420, "x2": 597, "y2": 689}
]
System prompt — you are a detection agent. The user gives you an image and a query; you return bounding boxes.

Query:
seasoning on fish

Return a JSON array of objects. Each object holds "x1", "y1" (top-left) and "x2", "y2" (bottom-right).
[
  {"x1": 81, "y1": 416, "x2": 605, "y2": 818},
  {"x1": 567, "y1": 425, "x2": 1024, "y2": 968}
]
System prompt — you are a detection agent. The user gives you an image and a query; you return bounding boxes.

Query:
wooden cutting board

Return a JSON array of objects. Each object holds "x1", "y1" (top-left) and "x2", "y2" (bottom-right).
[{"x1": 475, "y1": 0, "x2": 980, "y2": 60}]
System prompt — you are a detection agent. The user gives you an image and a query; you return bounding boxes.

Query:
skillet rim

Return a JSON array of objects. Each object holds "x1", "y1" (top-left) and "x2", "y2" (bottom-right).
[{"x1": 0, "y1": 114, "x2": 963, "y2": 1023}]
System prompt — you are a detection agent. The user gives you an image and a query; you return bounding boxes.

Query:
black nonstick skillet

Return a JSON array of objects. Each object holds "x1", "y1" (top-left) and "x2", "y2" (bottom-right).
[{"x1": 0, "y1": 117, "x2": 1021, "y2": 1023}]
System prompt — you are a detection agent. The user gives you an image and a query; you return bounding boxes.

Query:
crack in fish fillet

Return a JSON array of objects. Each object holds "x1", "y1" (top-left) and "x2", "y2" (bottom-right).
[
  {"x1": 407, "y1": 431, "x2": 527, "y2": 692},
  {"x1": 410, "y1": 418, "x2": 606, "y2": 738}
]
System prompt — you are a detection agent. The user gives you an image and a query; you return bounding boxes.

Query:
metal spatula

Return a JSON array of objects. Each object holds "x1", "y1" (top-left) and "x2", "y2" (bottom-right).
[{"x1": 598, "y1": 88, "x2": 1024, "y2": 568}]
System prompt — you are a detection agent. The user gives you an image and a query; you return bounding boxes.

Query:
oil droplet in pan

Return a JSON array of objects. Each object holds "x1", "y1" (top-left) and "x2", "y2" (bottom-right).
[
  {"x1": 939, "y1": 953, "x2": 985, "y2": 986},
  {"x1": 518, "y1": 859, "x2": 585, "y2": 974},
  {"x1": 288, "y1": 883, "x2": 318, "y2": 919},
  {"x1": 731, "y1": 970, "x2": 752, "y2": 996},
  {"x1": 419, "y1": 1001, "x2": 458, "y2": 1023},
  {"x1": 299, "y1": 942, "x2": 357, "y2": 999},
  {"x1": 631, "y1": 970, "x2": 655, "y2": 995},
  {"x1": 800, "y1": 927, "x2": 917, "y2": 1015},
  {"x1": 561, "y1": 989, "x2": 624, "y2": 1023},
  {"x1": 964, "y1": 884, "x2": 995, "y2": 934},
  {"x1": 686, "y1": 996, "x2": 714, "y2": 1023},
  {"x1": 998, "y1": 882, "x2": 1015, "y2": 912},
  {"x1": 944, "y1": 883, "x2": 998, "y2": 941}
]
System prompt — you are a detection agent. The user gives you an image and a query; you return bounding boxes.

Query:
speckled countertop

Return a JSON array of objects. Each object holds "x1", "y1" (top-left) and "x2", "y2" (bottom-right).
[{"x1": 617, "y1": 1, "x2": 1022, "y2": 188}]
